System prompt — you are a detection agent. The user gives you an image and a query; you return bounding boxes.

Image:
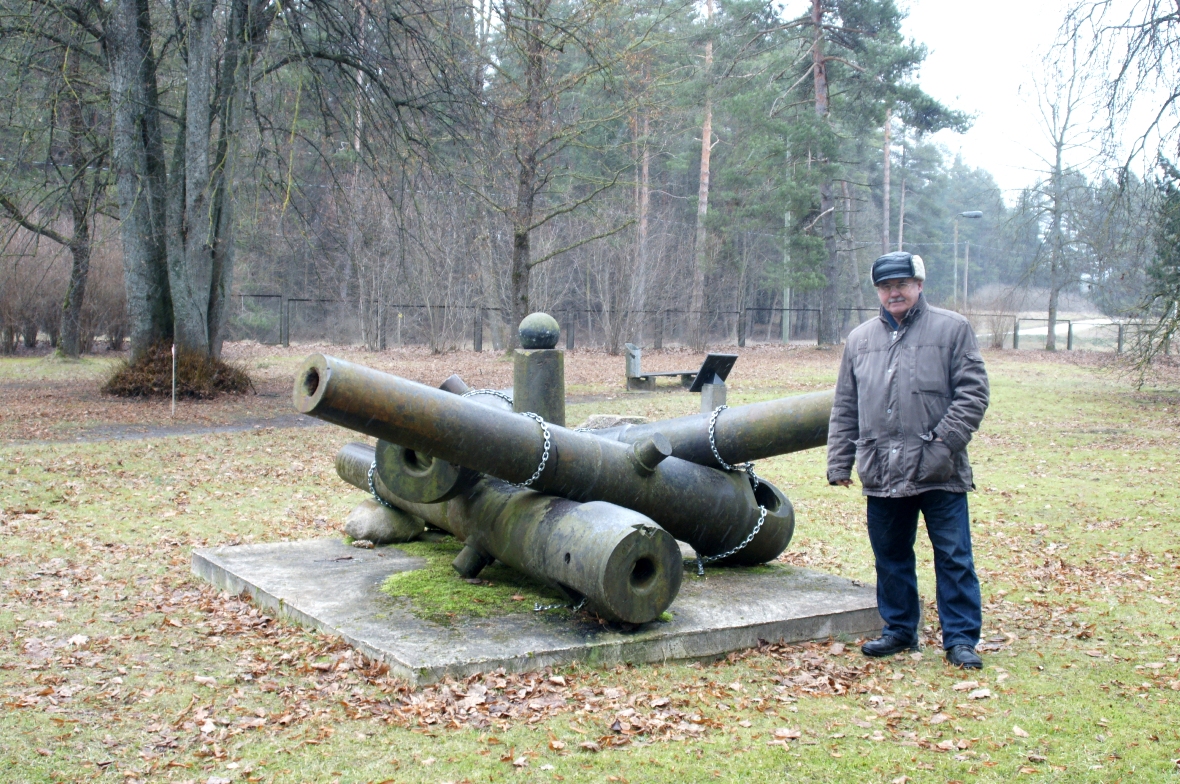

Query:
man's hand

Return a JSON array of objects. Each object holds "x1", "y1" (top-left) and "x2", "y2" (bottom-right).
[{"x1": 833, "y1": 479, "x2": 853, "y2": 487}]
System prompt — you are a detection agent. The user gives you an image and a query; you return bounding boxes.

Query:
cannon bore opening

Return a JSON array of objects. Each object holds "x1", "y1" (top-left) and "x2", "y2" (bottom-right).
[
  {"x1": 753, "y1": 482, "x2": 781, "y2": 512},
  {"x1": 402, "y1": 449, "x2": 434, "y2": 473},
  {"x1": 301, "y1": 367, "x2": 320, "y2": 397},
  {"x1": 629, "y1": 557, "x2": 657, "y2": 590}
]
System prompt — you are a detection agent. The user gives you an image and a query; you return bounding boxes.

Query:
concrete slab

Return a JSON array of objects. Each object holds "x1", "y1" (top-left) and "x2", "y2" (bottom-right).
[{"x1": 193, "y1": 538, "x2": 880, "y2": 686}]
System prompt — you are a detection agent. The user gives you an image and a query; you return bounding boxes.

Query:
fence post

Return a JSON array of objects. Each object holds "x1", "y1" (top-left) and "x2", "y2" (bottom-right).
[
  {"x1": 1117, "y1": 322, "x2": 1125, "y2": 354},
  {"x1": 737, "y1": 308, "x2": 747, "y2": 347},
  {"x1": 1066, "y1": 320, "x2": 1073, "y2": 351},
  {"x1": 473, "y1": 307, "x2": 483, "y2": 352},
  {"x1": 1013, "y1": 319, "x2": 1020, "y2": 349},
  {"x1": 653, "y1": 310, "x2": 664, "y2": 350},
  {"x1": 281, "y1": 296, "x2": 289, "y2": 347},
  {"x1": 566, "y1": 312, "x2": 575, "y2": 351}
]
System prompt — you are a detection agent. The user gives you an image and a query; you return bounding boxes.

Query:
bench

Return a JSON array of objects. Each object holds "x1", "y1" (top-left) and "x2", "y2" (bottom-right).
[
  {"x1": 624, "y1": 343, "x2": 738, "y2": 408},
  {"x1": 624, "y1": 343, "x2": 694, "y2": 390}
]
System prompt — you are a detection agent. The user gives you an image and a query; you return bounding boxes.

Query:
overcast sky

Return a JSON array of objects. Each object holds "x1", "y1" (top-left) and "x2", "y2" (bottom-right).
[{"x1": 900, "y1": 0, "x2": 1080, "y2": 198}]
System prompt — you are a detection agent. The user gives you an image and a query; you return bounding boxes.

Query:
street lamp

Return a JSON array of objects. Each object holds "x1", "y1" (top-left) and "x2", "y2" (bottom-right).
[{"x1": 953, "y1": 211, "x2": 983, "y2": 308}]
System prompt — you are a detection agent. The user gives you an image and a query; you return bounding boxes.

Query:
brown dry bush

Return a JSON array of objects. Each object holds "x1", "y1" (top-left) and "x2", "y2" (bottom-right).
[{"x1": 102, "y1": 342, "x2": 254, "y2": 398}]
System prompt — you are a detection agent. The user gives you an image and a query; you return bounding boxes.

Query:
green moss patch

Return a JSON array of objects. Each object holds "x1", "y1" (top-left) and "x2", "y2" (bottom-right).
[{"x1": 380, "y1": 538, "x2": 571, "y2": 624}]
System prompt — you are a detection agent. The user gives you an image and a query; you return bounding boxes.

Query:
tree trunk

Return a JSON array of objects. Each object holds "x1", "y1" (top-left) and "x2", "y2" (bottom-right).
[
  {"x1": 813, "y1": 0, "x2": 840, "y2": 346},
  {"x1": 690, "y1": 0, "x2": 714, "y2": 351},
  {"x1": 167, "y1": 0, "x2": 270, "y2": 358},
  {"x1": 58, "y1": 47, "x2": 92, "y2": 359},
  {"x1": 1046, "y1": 138, "x2": 1065, "y2": 351},
  {"x1": 843, "y1": 180, "x2": 865, "y2": 311},
  {"x1": 108, "y1": 0, "x2": 171, "y2": 361},
  {"x1": 637, "y1": 112, "x2": 650, "y2": 344},
  {"x1": 881, "y1": 108, "x2": 891, "y2": 255},
  {"x1": 507, "y1": 11, "x2": 546, "y2": 346},
  {"x1": 896, "y1": 178, "x2": 906, "y2": 250}
]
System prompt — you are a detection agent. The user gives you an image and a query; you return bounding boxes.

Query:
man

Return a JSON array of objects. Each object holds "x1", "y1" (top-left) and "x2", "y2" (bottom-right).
[{"x1": 827, "y1": 251, "x2": 990, "y2": 669}]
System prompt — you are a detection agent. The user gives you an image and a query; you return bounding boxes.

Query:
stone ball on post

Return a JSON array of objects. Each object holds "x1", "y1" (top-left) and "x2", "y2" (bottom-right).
[{"x1": 518, "y1": 312, "x2": 560, "y2": 349}]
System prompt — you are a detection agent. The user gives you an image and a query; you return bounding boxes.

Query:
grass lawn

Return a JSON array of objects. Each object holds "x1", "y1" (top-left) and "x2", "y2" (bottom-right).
[{"x1": 1, "y1": 344, "x2": 1178, "y2": 783}]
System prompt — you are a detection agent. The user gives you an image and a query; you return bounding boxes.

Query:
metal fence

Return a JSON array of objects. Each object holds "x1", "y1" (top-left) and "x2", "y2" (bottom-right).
[{"x1": 227, "y1": 294, "x2": 1147, "y2": 354}]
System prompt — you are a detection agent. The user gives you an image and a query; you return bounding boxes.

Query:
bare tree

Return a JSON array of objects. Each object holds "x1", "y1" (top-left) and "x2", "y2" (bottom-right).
[
  {"x1": 0, "y1": 2, "x2": 110, "y2": 357},
  {"x1": 1034, "y1": 27, "x2": 1098, "y2": 349},
  {"x1": 464, "y1": 0, "x2": 664, "y2": 347}
]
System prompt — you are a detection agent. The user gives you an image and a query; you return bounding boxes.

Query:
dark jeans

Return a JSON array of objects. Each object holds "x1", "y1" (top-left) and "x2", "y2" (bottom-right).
[{"x1": 865, "y1": 490, "x2": 981, "y2": 650}]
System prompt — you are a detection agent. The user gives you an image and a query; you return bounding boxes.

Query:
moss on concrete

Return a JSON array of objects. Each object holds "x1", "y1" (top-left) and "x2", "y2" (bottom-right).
[{"x1": 379, "y1": 538, "x2": 571, "y2": 624}]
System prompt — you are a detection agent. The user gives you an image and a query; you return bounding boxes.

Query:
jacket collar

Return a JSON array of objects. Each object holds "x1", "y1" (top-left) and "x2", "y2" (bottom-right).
[{"x1": 878, "y1": 294, "x2": 927, "y2": 330}]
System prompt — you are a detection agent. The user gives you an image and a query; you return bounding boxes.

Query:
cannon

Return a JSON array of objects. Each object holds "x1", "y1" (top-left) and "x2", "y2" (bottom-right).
[
  {"x1": 589, "y1": 390, "x2": 834, "y2": 469},
  {"x1": 295, "y1": 353, "x2": 794, "y2": 565},
  {"x1": 335, "y1": 442, "x2": 682, "y2": 624}
]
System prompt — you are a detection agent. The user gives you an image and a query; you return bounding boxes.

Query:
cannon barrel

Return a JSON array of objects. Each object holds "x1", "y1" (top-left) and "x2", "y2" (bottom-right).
[
  {"x1": 298, "y1": 354, "x2": 792, "y2": 564},
  {"x1": 591, "y1": 390, "x2": 834, "y2": 468},
  {"x1": 335, "y1": 442, "x2": 682, "y2": 624}
]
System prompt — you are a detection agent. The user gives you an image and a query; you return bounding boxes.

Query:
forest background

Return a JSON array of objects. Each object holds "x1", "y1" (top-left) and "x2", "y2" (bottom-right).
[{"x1": 0, "y1": 0, "x2": 1176, "y2": 363}]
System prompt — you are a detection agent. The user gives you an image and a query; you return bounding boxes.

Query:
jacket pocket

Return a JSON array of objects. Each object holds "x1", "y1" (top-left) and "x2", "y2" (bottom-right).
[
  {"x1": 855, "y1": 437, "x2": 882, "y2": 487},
  {"x1": 916, "y1": 438, "x2": 954, "y2": 484}
]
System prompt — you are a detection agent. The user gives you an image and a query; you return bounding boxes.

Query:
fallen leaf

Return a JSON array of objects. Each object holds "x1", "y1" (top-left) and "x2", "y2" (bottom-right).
[
  {"x1": 829, "y1": 642, "x2": 845, "y2": 655},
  {"x1": 968, "y1": 688, "x2": 992, "y2": 700},
  {"x1": 578, "y1": 741, "x2": 601, "y2": 753},
  {"x1": 953, "y1": 681, "x2": 980, "y2": 692},
  {"x1": 930, "y1": 713, "x2": 951, "y2": 725},
  {"x1": 1013, "y1": 725, "x2": 1030, "y2": 738},
  {"x1": 194, "y1": 675, "x2": 217, "y2": 687},
  {"x1": 773, "y1": 728, "x2": 801, "y2": 740}
]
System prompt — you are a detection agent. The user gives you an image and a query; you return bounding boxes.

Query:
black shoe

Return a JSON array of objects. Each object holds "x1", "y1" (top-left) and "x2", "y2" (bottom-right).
[
  {"x1": 861, "y1": 635, "x2": 919, "y2": 658},
  {"x1": 946, "y1": 645, "x2": 983, "y2": 669}
]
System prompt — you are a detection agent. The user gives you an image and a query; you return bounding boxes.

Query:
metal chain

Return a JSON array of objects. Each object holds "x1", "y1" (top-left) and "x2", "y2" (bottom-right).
[
  {"x1": 693, "y1": 405, "x2": 768, "y2": 574},
  {"x1": 367, "y1": 460, "x2": 400, "y2": 511},
  {"x1": 462, "y1": 389, "x2": 514, "y2": 405},
  {"x1": 509, "y1": 412, "x2": 551, "y2": 488},
  {"x1": 691, "y1": 504, "x2": 767, "y2": 576},
  {"x1": 534, "y1": 596, "x2": 588, "y2": 613},
  {"x1": 707, "y1": 405, "x2": 761, "y2": 489}
]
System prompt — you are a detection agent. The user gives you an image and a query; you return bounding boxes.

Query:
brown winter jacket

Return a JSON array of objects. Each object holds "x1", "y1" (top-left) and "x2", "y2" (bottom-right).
[{"x1": 826, "y1": 295, "x2": 989, "y2": 497}]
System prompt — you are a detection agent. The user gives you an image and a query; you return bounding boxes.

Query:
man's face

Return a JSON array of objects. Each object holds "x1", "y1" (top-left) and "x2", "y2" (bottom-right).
[{"x1": 876, "y1": 278, "x2": 923, "y2": 320}]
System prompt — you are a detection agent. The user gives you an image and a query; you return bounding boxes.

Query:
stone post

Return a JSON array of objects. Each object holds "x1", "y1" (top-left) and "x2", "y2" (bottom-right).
[
  {"x1": 700, "y1": 382, "x2": 726, "y2": 413},
  {"x1": 513, "y1": 312, "x2": 565, "y2": 426}
]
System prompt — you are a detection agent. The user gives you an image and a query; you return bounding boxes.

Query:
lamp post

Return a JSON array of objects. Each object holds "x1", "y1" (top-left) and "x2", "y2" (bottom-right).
[{"x1": 953, "y1": 211, "x2": 982, "y2": 308}]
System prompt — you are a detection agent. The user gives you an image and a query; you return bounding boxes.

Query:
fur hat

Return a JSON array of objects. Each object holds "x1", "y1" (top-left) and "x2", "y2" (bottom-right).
[{"x1": 871, "y1": 252, "x2": 925, "y2": 284}]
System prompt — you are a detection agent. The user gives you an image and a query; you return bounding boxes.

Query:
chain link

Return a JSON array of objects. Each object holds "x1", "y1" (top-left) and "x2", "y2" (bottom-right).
[
  {"x1": 509, "y1": 412, "x2": 551, "y2": 488},
  {"x1": 707, "y1": 405, "x2": 761, "y2": 489},
  {"x1": 535, "y1": 596, "x2": 588, "y2": 613},
  {"x1": 462, "y1": 388, "x2": 514, "y2": 405},
  {"x1": 691, "y1": 504, "x2": 767, "y2": 576},
  {"x1": 692, "y1": 405, "x2": 769, "y2": 574},
  {"x1": 367, "y1": 460, "x2": 400, "y2": 511}
]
